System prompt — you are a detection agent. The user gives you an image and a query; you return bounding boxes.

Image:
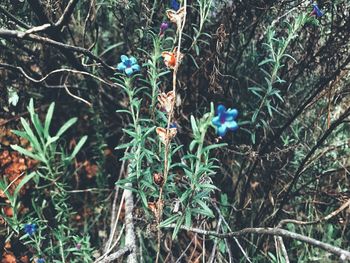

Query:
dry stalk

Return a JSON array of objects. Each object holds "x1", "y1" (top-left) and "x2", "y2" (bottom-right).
[{"x1": 155, "y1": 1, "x2": 187, "y2": 262}]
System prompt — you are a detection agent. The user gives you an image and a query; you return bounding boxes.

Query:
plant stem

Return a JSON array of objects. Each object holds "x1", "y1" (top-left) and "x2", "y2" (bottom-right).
[{"x1": 155, "y1": 1, "x2": 188, "y2": 262}]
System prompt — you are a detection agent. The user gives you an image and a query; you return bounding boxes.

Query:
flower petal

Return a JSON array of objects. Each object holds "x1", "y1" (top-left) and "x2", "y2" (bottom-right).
[
  {"x1": 117, "y1": 62, "x2": 126, "y2": 71},
  {"x1": 170, "y1": 0, "x2": 180, "y2": 11},
  {"x1": 125, "y1": 67, "x2": 133, "y2": 76},
  {"x1": 217, "y1": 124, "x2": 228, "y2": 137},
  {"x1": 311, "y1": 4, "x2": 324, "y2": 17},
  {"x1": 212, "y1": 116, "x2": 221, "y2": 126},
  {"x1": 131, "y1": 64, "x2": 140, "y2": 72},
  {"x1": 130, "y1": 56, "x2": 137, "y2": 64},
  {"x1": 225, "y1": 108, "x2": 238, "y2": 121},
  {"x1": 121, "y1": 55, "x2": 128, "y2": 62},
  {"x1": 226, "y1": 120, "x2": 238, "y2": 131},
  {"x1": 217, "y1": 104, "x2": 226, "y2": 114}
]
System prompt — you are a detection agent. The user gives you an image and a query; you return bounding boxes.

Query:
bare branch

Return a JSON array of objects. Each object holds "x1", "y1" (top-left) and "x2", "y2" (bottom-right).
[
  {"x1": 22, "y1": 23, "x2": 51, "y2": 36},
  {"x1": 278, "y1": 199, "x2": 350, "y2": 227},
  {"x1": 99, "y1": 245, "x2": 132, "y2": 263},
  {"x1": 55, "y1": 0, "x2": 80, "y2": 29},
  {"x1": 62, "y1": 77, "x2": 92, "y2": 107},
  {"x1": 0, "y1": 29, "x2": 115, "y2": 72},
  {"x1": 163, "y1": 225, "x2": 350, "y2": 260},
  {"x1": 0, "y1": 63, "x2": 121, "y2": 89}
]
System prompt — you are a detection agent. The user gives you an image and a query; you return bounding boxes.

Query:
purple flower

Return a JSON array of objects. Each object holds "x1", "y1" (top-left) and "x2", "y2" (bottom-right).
[
  {"x1": 170, "y1": 0, "x2": 180, "y2": 11},
  {"x1": 212, "y1": 105, "x2": 238, "y2": 137},
  {"x1": 311, "y1": 3, "x2": 324, "y2": 17},
  {"x1": 160, "y1": 22, "x2": 169, "y2": 35},
  {"x1": 76, "y1": 243, "x2": 82, "y2": 250},
  {"x1": 37, "y1": 258, "x2": 45, "y2": 263},
  {"x1": 24, "y1": 223, "x2": 37, "y2": 236},
  {"x1": 117, "y1": 55, "x2": 141, "y2": 76}
]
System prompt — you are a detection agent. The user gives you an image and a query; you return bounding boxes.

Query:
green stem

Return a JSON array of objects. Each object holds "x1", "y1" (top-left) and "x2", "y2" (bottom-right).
[{"x1": 59, "y1": 239, "x2": 65, "y2": 263}]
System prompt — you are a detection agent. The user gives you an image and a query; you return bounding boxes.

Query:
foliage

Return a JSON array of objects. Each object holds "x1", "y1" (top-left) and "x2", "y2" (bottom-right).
[{"x1": 0, "y1": 0, "x2": 349, "y2": 262}]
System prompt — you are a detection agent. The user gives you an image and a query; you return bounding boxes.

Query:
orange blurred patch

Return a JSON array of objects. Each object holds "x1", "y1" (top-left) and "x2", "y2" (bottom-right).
[{"x1": 1, "y1": 252, "x2": 16, "y2": 263}]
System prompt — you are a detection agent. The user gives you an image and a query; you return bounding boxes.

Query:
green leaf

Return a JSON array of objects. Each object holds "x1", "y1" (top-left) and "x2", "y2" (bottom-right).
[
  {"x1": 190, "y1": 115, "x2": 199, "y2": 135},
  {"x1": 44, "y1": 102, "x2": 55, "y2": 138},
  {"x1": 32, "y1": 113, "x2": 44, "y2": 139},
  {"x1": 201, "y1": 143, "x2": 227, "y2": 154},
  {"x1": 139, "y1": 190, "x2": 148, "y2": 208},
  {"x1": 55, "y1": 117, "x2": 77, "y2": 138},
  {"x1": 10, "y1": 144, "x2": 44, "y2": 162},
  {"x1": 14, "y1": 172, "x2": 36, "y2": 197},
  {"x1": 11, "y1": 130, "x2": 31, "y2": 142},
  {"x1": 185, "y1": 209, "x2": 192, "y2": 227},
  {"x1": 189, "y1": 140, "x2": 197, "y2": 152},
  {"x1": 68, "y1": 135, "x2": 87, "y2": 161},
  {"x1": 123, "y1": 129, "x2": 137, "y2": 138},
  {"x1": 195, "y1": 199, "x2": 214, "y2": 218},
  {"x1": 159, "y1": 214, "x2": 180, "y2": 228},
  {"x1": 172, "y1": 215, "x2": 185, "y2": 240},
  {"x1": 116, "y1": 109, "x2": 132, "y2": 115},
  {"x1": 140, "y1": 179, "x2": 156, "y2": 191},
  {"x1": 115, "y1": 176, "x2": 137, "y2": 186},
  {"x1": 143, "y1": 126, "x2": 156, "y2": 138},
  {"x1": 198, "y1": 183, "x2": 219, "y2": 191},
  {"x1": 45, "y1": 136, "x2": 59, "y2": 147},
  {"x1": 115, "y1": 142, "x2": 134, "y2": 150},
  {"x1": 258, "y1": 58, "x2": 274, "y2": 66},
  {"x1": 180, "y1": 189, "x2": 192, "y2": 203},
  {"x1": 20, "y1": 117, "x2": 42, "y2": 152}
]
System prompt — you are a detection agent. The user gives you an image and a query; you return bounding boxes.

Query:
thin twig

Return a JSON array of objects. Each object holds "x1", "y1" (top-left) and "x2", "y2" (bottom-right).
[
  {"x1": 3, "y1": 172, "x2": 25, "y2": 193},
  {"x1": 175, "y1": 235, "x2": 195, "y2": 263},
  {"x1": 0, "y1": 64, "x2": 122, "y2": 88},
  {"x1": 278, "y1": 199, "x2": 350, "y2": 228},
  {"x1": 212, "y1": 202, "x2": 252, "y2": 263},
  {"x1": 208, "y1": 217, "x2": 222, "y2": 263},
  {"x1": 95, "y1": 224, "x2": 126, "y2": 263},
  {"x1": 105, "y1": 191, "x2": 125, "y2": 253},
  {"x1": 98, "y1": 244, "x2": 132, "y2": 263},
  {"x1": 55, "y1": 0, "x2": 80, "y2": 29},
  {"x1": 163, "y1": 224, "x2": 350, "y2": 260},
  {"x1": 62, "y1": 76, "x2": 92, "y2": 106},
  {"x1": 0, "y1": 29, "x2": 115, "y2": 72}
]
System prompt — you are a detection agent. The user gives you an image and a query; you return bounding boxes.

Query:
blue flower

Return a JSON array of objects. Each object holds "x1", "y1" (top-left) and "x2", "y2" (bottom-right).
[
  {"x1": 37, "y1": 258, "x2": 45, "y2": 263},
  {"x1": 170, "y1": 0, "x2": 180, "y2": 11},
  {"x1": 117, "y1": 55, "x2": 141, "y2": 76},
  {"x1": 212, "y1": 104, "x2": 238, "y2": 137},
  {"x1": 24, "y1": 223, "x2": 37, "y2": 236},
  {"x1": 311, "y1": 3, "x2": 324, "y2": 17}
]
